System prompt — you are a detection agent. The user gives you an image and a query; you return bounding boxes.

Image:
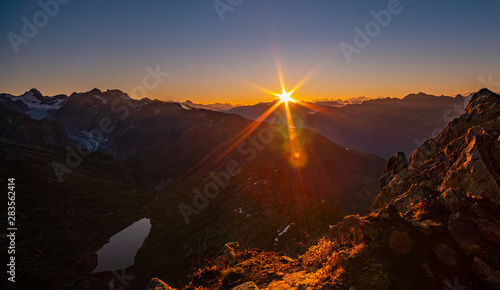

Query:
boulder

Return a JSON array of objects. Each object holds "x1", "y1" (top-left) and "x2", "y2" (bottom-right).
[{"x1": 221, "y1": 242, "x2": 240, "y2": 261}]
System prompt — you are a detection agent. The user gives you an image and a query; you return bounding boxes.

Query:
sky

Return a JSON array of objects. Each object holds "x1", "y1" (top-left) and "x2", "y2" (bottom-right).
[{"x1": 1, "y1": 0, "x2": 500, "y2": 104}]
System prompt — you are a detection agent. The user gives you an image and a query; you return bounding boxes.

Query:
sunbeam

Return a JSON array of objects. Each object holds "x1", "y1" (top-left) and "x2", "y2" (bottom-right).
[{"x1": 183, "y1": 101, "x2": 282, "y2": 177}]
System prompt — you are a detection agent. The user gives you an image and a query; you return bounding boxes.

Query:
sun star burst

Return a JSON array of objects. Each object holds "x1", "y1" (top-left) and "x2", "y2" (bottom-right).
[{"x1": 274, "y1": 87, "x2": 295, "y2": 104}]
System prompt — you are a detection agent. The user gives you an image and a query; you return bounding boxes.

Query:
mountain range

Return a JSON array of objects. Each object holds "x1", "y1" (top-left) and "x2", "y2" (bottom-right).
[{"x1": 228, "y1": 93, "x2": 471, "y2": 158}]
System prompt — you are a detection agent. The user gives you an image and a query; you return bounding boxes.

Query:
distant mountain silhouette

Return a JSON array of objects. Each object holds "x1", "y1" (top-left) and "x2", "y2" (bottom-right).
[
  {"x1": 228, "y1": 93, "x2": 472, "y2": 158},
  {"x1": 45, "y1": 88, "x2": 385, "y2": 215},
  {"x1": 182, "y1": 100, "x2": 237, "y2": 111}
]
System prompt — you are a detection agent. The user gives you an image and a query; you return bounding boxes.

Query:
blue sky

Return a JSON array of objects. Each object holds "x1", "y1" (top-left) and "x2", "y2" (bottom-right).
[{"x1": 1, "y1": 0, "x2": 499, "y2": 103}]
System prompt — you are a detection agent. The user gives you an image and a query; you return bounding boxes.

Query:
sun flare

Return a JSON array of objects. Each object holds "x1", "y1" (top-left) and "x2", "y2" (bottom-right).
[{"x1": 274, "y1": 87, "x2": 295, "y2": 104}]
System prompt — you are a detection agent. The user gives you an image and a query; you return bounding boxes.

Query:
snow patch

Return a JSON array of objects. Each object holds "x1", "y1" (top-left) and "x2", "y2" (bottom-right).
[
  {"x1": 278, "y1": 224, "x2": 291, "y2": 236},
  {"x1": 180, "y1": 103, "x2": 192, "y2": 110},
  {"x1": 7, "y1": 92, "x2": 64, "y2": 120}
]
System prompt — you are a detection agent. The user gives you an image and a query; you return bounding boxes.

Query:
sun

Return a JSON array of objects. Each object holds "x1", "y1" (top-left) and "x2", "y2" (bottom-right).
[{"x1": 274, "y1": 87, "x2": 295, "y2": 104}]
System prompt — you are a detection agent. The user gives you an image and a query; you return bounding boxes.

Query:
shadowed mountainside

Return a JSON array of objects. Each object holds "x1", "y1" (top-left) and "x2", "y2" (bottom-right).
[
  {"x1": 0, "y1": 138, "x2": 151, "y2": 289},
  {"x1": 0, "y1": 104, "x2": 72, "y2": 147},
  {"x1": 46, "y1": 88, "x2": 386, "y2": 215}
]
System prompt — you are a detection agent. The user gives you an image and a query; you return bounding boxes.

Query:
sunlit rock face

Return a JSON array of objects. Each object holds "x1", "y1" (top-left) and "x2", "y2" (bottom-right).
[
  {"x1": 360, "y1": 88, "x2": 500, "y2": 288},
  {"x1": 323, "y1": 89, "x2": 500, "y2": 288},
  {"x1": 373, "y1": 88, "x2": 500, "y2": 211}
]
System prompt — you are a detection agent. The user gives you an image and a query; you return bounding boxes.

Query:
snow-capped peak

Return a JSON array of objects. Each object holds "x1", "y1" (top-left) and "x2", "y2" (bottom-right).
[{"x1": 2, "y1": 89, "x2": 67, "y2": 120}]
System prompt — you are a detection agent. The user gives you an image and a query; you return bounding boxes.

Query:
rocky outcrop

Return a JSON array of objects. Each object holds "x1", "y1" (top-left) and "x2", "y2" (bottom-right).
[
  {"x1": 379, "y1": 152, "x2": 408, "y2": 188},
  {"x1": 221, "y1": 242, "x2": 240, "y2": 262},
  {"x1": 373, "y1": 88, "x2": 500, "y2": 211},
  {"x1": 365, "y1": 88, "x2": 500, "y2": 288}
]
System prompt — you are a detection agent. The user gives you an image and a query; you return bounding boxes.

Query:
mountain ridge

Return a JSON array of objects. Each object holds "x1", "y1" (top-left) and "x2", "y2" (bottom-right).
[
  {"x1": 40, "y1": 88, "x2": 386, "y2": 215},
  {"x1": 228, "y1": 92, "x2": 473, "y2": 158}
]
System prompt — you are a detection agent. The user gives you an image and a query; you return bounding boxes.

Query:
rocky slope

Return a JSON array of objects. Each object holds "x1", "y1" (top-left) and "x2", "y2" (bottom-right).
[{"x1": 152, "y1": 88, "x2": 500, "y2": 289}]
